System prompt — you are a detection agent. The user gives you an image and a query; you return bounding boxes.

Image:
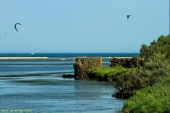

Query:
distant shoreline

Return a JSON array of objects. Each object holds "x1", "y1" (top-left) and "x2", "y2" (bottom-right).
[
  {"x1": 0, "y1": 56, "x2": 132, "y2": 60},
  {"x1": 0, "y1": 57, "x2": 48, "y2": 60}
]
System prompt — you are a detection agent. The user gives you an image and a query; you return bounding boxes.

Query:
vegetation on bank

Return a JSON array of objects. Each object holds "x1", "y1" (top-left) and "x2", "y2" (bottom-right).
[
  {"x1": 122, "y1": 77, "x2": 170, "y2": 113},
  {"x1": 139, "y1": 34, "x2": 169, "y2": 60},
  {"x1": 87, "y1": 66, "x2": 129, "y2": 82},
  {"x1": 87, "y1": 34, "x2": 170, "y2": 112},
  {"x1": 121, "y1": 34, "x2": 170, "y2": 113},
  {"x1": 121, "y1": 52, "x2": 169, "y2": 112}
]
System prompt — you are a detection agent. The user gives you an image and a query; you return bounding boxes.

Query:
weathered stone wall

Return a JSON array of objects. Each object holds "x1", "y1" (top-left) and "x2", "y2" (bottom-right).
[
  {"x1": 110, "y1": 57, "x2": 144, "y2": 68},
  {"x1": 74, "y1": 57, "x2": 102, "y2": 79}
]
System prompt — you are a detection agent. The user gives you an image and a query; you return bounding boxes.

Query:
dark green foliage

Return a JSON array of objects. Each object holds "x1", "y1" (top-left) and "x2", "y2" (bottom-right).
[
  {"x1": 86, "y1": 34, "x2": 170, "y2": 112},
  {"x1": 115, "y1": 53, "x2": 170, "y2": 112},
  {"x1": 139, "y1": 34, "x2": 170, "y2": 60},
  {"x1": 119, "y1": 34, "x2": 170, "y2": 112},
  {"x1": 110, "y1": 57, "x2": 144, "y2": 68},
  {"x1": 122, "y1": 78, "x2": 170, "y2": 113},
  {"x1": 113, "y1": 53, "x2": 169, "y2": 99},
  {"x1": 135, "y1": 53, "x2": 168, "y2": 87}
]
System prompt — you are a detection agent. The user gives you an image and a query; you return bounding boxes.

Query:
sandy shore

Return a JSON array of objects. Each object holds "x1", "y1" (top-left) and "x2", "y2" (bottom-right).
[
  {"x1": 0, "y1": 56, "x2": 132, "y2": 60},
  {"x1": 0, "y1": 57, "x2": 48, "y2": 60}
]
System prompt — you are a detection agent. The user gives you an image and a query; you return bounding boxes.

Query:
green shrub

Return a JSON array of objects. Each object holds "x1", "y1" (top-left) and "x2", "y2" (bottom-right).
[
  {"x1": 122, "y1": 79, "x2": 170, "y2": 113},
  {"x1": 139, "y1": 34, "x2": 170, "y2": 60},
  {"x1": 121, "y1": 34, "x2": 170, "y2": 112},
  {"x1": 135, "y1": 53, "x2": 169, "y2": 87},
  {"x1": 113, "y1": 53, "x2": 169, "y2": 99}
]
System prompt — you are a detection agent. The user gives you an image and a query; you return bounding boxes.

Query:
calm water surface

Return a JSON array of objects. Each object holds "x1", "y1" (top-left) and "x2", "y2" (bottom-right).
[{"x1": 0, "y1": 59, "x2": 124, "y2": 113}]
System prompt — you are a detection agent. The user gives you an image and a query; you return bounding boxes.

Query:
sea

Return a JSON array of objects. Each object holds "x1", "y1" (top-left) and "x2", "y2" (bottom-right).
[{"x1": 0, "y1": 53, "x2": 138, "y2": 113}]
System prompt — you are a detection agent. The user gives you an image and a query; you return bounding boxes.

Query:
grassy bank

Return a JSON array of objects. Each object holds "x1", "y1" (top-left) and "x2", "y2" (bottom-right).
[
  {"x1": 87, "y1": 66, "x2": 130, "y2": 82},
  {"x1": 122, "y1": 77, "x2": 170, "y2": 113}
]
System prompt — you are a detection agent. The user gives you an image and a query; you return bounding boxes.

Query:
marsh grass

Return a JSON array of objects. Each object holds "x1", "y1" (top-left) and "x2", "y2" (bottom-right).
[{"x1": 87, "y1": 66, "x2": 129, "y2": 81}]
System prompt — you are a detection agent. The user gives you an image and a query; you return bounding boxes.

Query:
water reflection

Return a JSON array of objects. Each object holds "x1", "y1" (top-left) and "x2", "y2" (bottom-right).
[
  {"x1": 0, "y1": 59, "x2": 124, "y2": 113},
  {"x1": 0, "y1": 75, "x2": 124, "y2": 113}
]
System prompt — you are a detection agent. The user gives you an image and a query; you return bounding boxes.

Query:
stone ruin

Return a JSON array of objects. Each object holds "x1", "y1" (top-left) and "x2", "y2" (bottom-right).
[{"x1": 74, "y1": 57, "x2": 102, "y2": 79}]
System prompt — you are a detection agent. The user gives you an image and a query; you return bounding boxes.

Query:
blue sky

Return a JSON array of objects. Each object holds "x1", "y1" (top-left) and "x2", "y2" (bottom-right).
[{"x1": 0, "y1": 0, "x2": 169, "y2": 53}]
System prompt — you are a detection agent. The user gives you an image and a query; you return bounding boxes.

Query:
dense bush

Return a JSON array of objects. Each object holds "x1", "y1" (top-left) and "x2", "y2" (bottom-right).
[
  {"x1": 122, "y1": 78, "x2": 170, "y2": 113},
  {"x1": 113, "y1": 53, "x2": 169, "y2": 99},
  {"x1": 119, "y1": 34, "x2": 170, "y2": 112},
  {"x1": 110, "y1": 57, "x2": 144, "y2": 68},
  {"x1": 87, "y1": 34, "x2": 170, "y2": 112},
  {"x1": 139, "y1": 34, "x2": 169, "y2": 60}
]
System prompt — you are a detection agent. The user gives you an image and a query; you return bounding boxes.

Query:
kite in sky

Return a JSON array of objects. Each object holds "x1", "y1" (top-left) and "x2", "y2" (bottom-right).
[
  {"x1": 14, "y1": 23, "x2": 21, "y2": 32},
  {"x1": 127, "y1": 15, "x2": 131, "y2": 20}
]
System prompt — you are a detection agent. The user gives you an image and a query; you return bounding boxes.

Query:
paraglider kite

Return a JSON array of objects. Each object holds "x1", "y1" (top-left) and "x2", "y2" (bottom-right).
[
  {"x1": 127, "y1": 15, "x2": 131, "y2": 20},
  {"x1": 14, "y1": 23, "x2": 21, "y2": 32}
]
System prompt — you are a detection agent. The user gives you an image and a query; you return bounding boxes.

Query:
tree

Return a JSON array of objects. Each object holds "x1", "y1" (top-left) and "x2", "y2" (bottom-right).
[{"x1": 139, "y1": 34, "x2": 170, "y2": 60}]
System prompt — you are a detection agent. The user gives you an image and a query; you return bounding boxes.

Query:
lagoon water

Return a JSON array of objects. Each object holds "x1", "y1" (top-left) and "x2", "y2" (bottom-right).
[{"x1": 0, "y1": 53, "x2": 137, "y2": 113}]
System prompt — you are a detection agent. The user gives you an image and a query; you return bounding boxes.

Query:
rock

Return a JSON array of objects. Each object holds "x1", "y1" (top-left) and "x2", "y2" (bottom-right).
[{"x1": 62, "y1": 74, "x2": 75, "y2": 78}]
